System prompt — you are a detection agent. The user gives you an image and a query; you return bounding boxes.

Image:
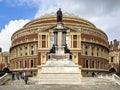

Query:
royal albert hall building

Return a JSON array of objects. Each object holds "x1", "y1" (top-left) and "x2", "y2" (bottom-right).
[{"x1": 10, "y1": 13, "x2": 109, "y2": 76}]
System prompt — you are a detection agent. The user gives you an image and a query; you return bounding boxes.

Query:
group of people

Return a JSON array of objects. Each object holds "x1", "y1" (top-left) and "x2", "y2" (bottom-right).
[{"x1": 12, "y1": 71, "x2": 28, "y2": 84}]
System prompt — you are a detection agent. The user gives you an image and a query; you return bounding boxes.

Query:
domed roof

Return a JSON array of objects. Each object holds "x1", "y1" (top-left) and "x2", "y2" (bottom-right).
[
  {"x1": 11, "y1": 12, "x2": 108, "y2": 42},
  {"x1": 23, "y1": 12, "x2": 96, "y2": 28}
]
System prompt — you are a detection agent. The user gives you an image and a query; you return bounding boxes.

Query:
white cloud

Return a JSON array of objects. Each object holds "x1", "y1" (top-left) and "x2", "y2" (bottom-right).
[
  {"x1": 1, "y1": 0, "x2": 120, "y2": 52},
  {"x1": 34, "y1": 0, "x2": 120, "y2": 41},
  {"x1": 0, "y1": 19, "x2": 30, "y2": 52}
]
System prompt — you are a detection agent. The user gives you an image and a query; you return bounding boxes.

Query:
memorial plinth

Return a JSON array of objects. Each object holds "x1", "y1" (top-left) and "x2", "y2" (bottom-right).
[
  {"x1": 38, "y1": 60, "x2": 82, "y2": 84},
  {"x1": 38, "y1": 15, "x2": 82, "y2": 84}
]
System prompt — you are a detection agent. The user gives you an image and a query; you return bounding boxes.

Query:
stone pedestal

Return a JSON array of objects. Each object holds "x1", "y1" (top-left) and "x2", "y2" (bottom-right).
[
  {"x1": 38, "y1": 60, "x2": 82, "y2": 84},
  {"x1": 55, "y1": 46, "x2": 65, "y2": 55}
]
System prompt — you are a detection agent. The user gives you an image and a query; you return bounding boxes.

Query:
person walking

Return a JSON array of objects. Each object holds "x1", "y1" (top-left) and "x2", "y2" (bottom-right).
[
  {"x1": 12, "y1": 72, "x2": 15, "y2": 80},
  {"x1": 24, "y1": 75, "x2": 28, "y2": 84},
  {"x1": 21, "y1": 71, "x2": 25, "y2": 79}
]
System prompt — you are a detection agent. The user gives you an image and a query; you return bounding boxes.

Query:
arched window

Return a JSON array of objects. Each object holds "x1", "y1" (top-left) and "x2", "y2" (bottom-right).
[
  {"x1": 20, "y1": 61, "x2": 22, "y2": 68},
  {"x1": 31, "y1": 60, "x2": 34, "y2": 68},
  {"x1": 73, "y1": 35, "x2": 77, "y2": 48},
  {"x1": 97, "y1": 48, "x2": 99, "y2": 57},
  {"x1": 86, "y1": 60, "x2": 89, "y2": 68},
  {"x1": 92, "y1": 60, "x2": 94, "y2": 68},
  {"x1": 31, "y1": 46, "x2": 34, "y2": 55},
  {"x1": 25, "y1": 60, "x2": 27, "y2": 68},
  {"x1": 16, "y1": 48, "x2": 18, "y2": 57},
  {"x1": 85, "y1": 46, "x2": 88, "y2": 55},
  {"x1": 42, "y1": 35, "x2": 46, "y2": 48},
  {"x1": 20, "y1": 48, "x2": 22, "y2": 56},
  {"x1": 98, "y1": 61, "x2": 100, "y2": 69},
  {"x1": 25, "y1": 47, "x2": 28, "y2": 55},
  {"x1": 92, "y1": 47, "x2": 94, "y2": 56}
]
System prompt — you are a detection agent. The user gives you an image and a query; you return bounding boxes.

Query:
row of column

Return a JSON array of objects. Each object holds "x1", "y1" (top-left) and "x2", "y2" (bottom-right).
[
  {"x1": 11, "y1": 58, "x2": 37, "y2": 69},
  {"x1": 82, "y1": 44, "x2": 108, "y2": 59},
  {"x1": 11, "y1": 43, "x2": 37, "y2": 59},
  {"x1": 54, "y1": 31, "x2": 66, "y2": 46},
  {"x1": 84, "y1": 59, "x2": 107, "y2": 69}
]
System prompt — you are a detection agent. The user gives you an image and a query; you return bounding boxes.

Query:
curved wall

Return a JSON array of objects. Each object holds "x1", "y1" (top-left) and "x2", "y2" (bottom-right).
[{"x1": 10, "y1": 13, "x2": 109, "y2": 74}]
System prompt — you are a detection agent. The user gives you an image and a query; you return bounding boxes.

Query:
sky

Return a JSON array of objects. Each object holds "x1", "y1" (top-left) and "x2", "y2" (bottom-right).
[{"x1": 0, "y1": 0, "x2": 120, "y2": 52}]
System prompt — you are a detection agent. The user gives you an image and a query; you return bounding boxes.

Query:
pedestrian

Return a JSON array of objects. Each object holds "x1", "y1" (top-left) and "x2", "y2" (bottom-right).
[
  {"x1": 92, "y1": 72, "x2": 95, "y2": 77},
  {"x1": 16, "y1": 72, "x2": 19, "y2": 80},
  {"x1": 24, "y1": 75, "x2": 28, "y2": 84},
  {"x1": 21, "y1": 71, "x2": 25, "y2": 79},
  {"x1": 12, "y1": 72, "x2": 15, "y2": 80}
]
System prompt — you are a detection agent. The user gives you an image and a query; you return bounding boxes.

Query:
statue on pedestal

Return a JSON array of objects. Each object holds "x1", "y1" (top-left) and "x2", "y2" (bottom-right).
[
  {"x1": 64, "y1": 44, "x2": 71, "y2": 53},
  {"x1": 57, "y1": 8, "x2": 62, "y2": 22},
  {"x1": 50, "y1": 44, "x2": 55, "y2": 53}
]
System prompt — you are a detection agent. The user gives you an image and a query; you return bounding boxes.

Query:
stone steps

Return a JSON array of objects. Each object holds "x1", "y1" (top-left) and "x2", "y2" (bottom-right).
[
  {"x1": 4, "y1": 77, "x2": 116, "y2": 86},
  {"x1": 38, "y1": 77, "x2": 81, "y2": 84},
  {"x1": 5, "y1": 79, "x2": 25, "y2": 85},
  {"x1": 4, "y1": 77, "x2": 37, "y2": 86},
  {"x1": 39, "y1": 73, "x2": 81, "y2": 84},
  {"x1": 39, "y1": 74, "x2": 81, "y2": 79}
]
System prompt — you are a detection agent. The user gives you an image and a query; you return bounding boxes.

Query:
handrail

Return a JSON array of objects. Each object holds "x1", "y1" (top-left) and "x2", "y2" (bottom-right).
[
  {"x1": 0, "y1": 73, "x2": 11, "y2": 85},
  {"x1": 112, "y1": 74, "x2": 120, "y2": 85}
]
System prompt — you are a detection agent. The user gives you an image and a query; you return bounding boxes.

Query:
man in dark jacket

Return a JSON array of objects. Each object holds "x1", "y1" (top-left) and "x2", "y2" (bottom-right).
[{"x1": 24, "y1": 75, "x2": 28, "y2": 84}]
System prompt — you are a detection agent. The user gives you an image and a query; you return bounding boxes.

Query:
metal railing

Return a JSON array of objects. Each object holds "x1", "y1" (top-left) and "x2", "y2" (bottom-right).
[
  {"x1": 112, "y1": 74, "x2": 120, "y2": 85},
  {"x1": 0, "y1": 73, "x2": 11, "y2": 85}
]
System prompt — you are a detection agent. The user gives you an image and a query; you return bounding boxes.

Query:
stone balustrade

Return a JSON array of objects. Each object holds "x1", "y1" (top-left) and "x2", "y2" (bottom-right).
[
  {"x1": 112, "y1": 74, "x2": 120, "y2": 85},
  {"x1": 0, "y1": 73, "x2": 11, "y2": 85}
]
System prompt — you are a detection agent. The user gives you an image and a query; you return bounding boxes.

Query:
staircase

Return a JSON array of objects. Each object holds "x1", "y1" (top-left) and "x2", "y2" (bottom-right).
[{"x1": 38, "y1": 73, "x2": 81, "y2": 84}]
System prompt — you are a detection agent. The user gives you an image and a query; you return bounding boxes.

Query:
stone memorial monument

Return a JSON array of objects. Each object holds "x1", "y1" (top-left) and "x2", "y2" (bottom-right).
[{"x1": 38, "y1": 9, "x2": 82, "y2": 84}]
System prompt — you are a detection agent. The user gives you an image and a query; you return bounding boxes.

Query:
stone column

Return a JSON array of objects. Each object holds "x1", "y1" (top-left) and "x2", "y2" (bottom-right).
[
  {"x1": 34, "y1": 43, "x2": 37, "y2": 54},
  {"x1": 62, "y1": 31, "x2": 66, "y2": 46},
  {"x1": 58, "y1": 32, "x2": 62, "y2": 46},
  {"x1": 54, "y1": 31, "x2": 58, "y2": 46},
  {"x1": 56, "y1": 32, "x2": 58, "y2": 46}
]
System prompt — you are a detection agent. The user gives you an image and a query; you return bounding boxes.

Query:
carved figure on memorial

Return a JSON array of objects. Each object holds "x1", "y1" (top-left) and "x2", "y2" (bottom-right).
[
  {"x1": 57, "y1": 8, "x2": 62, "y2": 22},
  {"x1": 50, "y1": 44, "x2": 56, "y2": 53},
  {"x1": 64, "y1": 44, "x2": 71, "y2": 53}
]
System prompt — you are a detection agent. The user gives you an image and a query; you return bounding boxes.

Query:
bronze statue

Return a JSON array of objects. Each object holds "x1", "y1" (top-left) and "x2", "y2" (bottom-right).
[{"x1": 57, "y1": 8, "x2": 62, "y2": 22}]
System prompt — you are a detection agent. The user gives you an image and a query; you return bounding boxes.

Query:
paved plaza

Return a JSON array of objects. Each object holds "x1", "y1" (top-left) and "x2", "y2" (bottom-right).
[
  {"x1": 0, "y1": 77, "x2": 120, "y2": 90},
  {"x1": 0, "y1": 83, "x2": 120, "y2": 90}
]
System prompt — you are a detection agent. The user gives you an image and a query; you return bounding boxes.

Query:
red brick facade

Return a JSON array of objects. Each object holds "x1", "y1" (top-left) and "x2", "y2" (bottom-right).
[
  {"x1": 10, "y1": 14, "x2": 109, "y2": 74},
  {"x1": 12, "y1": 34, "x2": 38, "y2": 45}
]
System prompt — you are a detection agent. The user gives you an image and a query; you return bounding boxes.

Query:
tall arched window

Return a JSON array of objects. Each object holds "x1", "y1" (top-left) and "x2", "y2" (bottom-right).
[
  {"x1": 92, "y1": 47, "x2": 94, "y2": 56},
  {"x1": 92, "y1": 60, "x2": 94, "y2": 68},
  {"x1": 31, "y1": 46, "x2": 34, "y2": 55},
  {"x1": 86, "y1": 60, "x2": 89, "y2": 68},
  {"x1": 25, "y1": 47, "x2": 28, "y2": 55},
  {"x1": 31, "y1": 60, "x2": 34, "y2": 68},
  {"x1": 97, "y1": 48, "x2": 99, "y2": 57},
  {"x1": 98, "y1": 61, "x2": 100, "y2": 69},
  {"x1": 20, "y1": 47, "x2": 22, "y2": 56},
  {"x1": 20, "y1": 61, "x2": 22, "y2": 68},
  {"x1": 25, "y1": 60, "x2": 27, "y2": 68},
  {"x1": 16, "y1": 49, "x2": 18, "y2": 57},
  {"x1": 42, "y1": 35, "x2": 46, "y2": 48},
  {"x1": 85, "y1": 46, "x2": 88, "y2": 55},
  {"x1": 73, "y1": 35, "x2": 77, "y2": 48}
]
